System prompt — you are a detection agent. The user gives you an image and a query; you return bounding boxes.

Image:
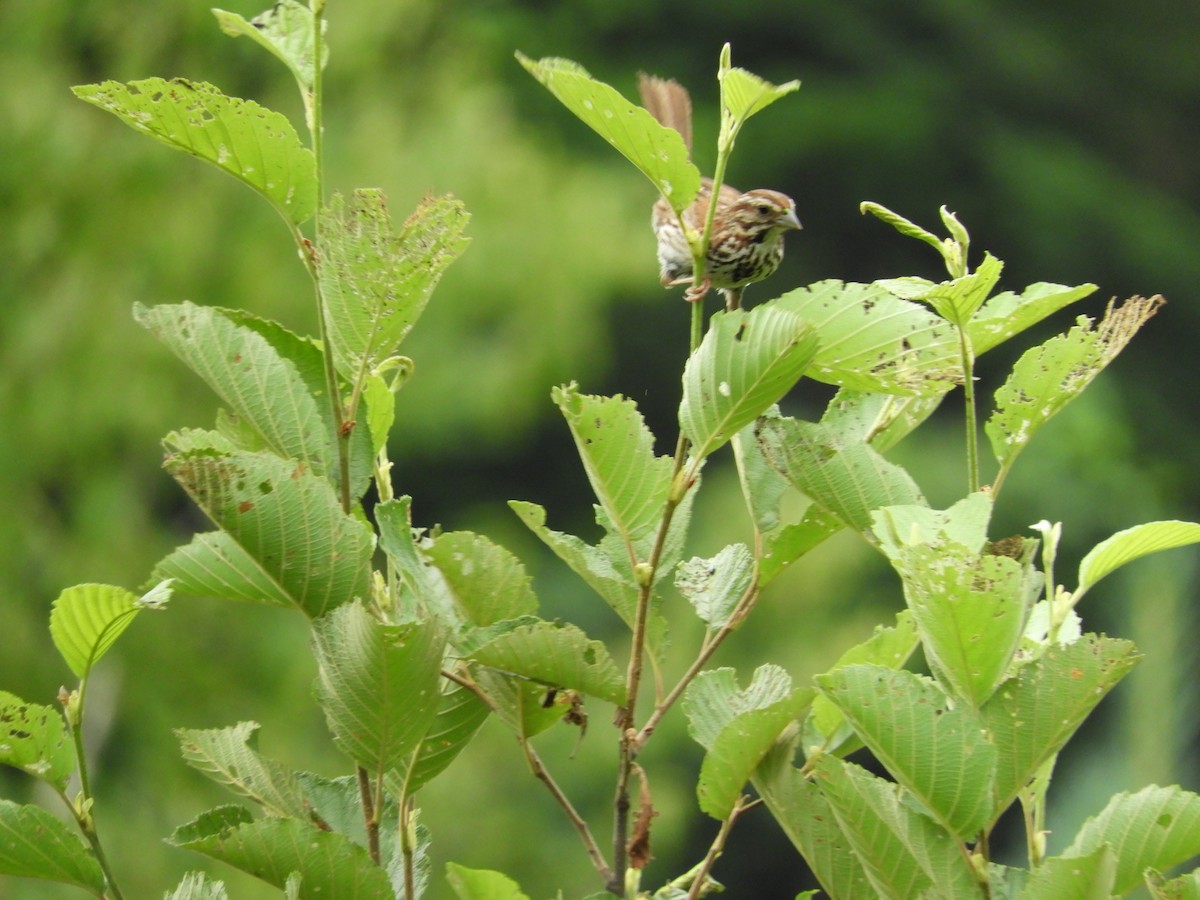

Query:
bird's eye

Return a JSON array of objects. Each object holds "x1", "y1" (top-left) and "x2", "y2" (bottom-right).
[{"x1": 756, "y1": 204, "x2": 772, "y2": 216}]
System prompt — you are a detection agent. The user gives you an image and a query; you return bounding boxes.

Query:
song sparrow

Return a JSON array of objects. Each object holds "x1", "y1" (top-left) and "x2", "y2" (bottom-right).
[{"x1": 638, "y1": 74, "x2": 801, "y2": 310}]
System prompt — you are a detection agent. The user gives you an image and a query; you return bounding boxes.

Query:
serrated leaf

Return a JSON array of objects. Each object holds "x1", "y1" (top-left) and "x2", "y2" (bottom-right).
[
  {"x1": 0, "y1": 799, "x2": 105, "y2": 892},
  {"x1": 756, "y1": 416, "x2": 925, "y2": 534},
  {"x1": 313, "y1": 601, "x2": 445, "y2": 773},
  {"x1": 675, "y1": 543, "x2": 754, "y2": 628},
  {"x1": 753, "y1": 736, "x2": 879, "y2": 899},
  {"x1": 681, "y1": 305, "x2": 819, "y2": 462},
  {"x1": 400, "y1": 682, "x2": 491, "y2": 794},
  {"x1": 731, "y1": 417, "x2": 789, "y2": 533},
  {"x1": 507, "y1": 500, "x2": 668, "y2": 654},
  {"x1": 470, "y1": 667, "x2": 563, "y2": 739},
  {"x1": 154, "y1": 530, "x2": 294, "y2": 607},
  {"x1": 774, "y1": 281, "x2": 962, "y2": 395},
  {"x1": 175, "y1": 721, "x2": 310, "y2": 820},
  {"x1": 1146, "y1": 867, "x2": 1200, "y2": 900},
  {"x1": 72, "y1": 78, "x2": 316, "y2": 224},
  {"x1": 1063, "y1": 785, "x2": 1200, "y2": 895},
  {"x1": 467, "y1": 619, "x2": 625, "y2": 705},
  {"x1": 873, "y1": 493, "x2": 994, "y2": 559},
  {"x1": 137, "y1": 303, "x2": 372, "y2": 496},
  {"x1": 0, "y1": 693, "x2": 74, "y2": 789},
  {"x1": 891, "y1": 542, "x2": 1035, "y2": 707},
  {"x1": 375, "y1": 496, "x2": 445, "y2": 622},
  {"x1": 516, "y1": 53, "x2": 699, "y2": 212},
  {"x1": 1015, "y1": 846, "x2": 1117, "y2": 900},
  {"x1": 969, "y1": 281, "x2": 1098, "y2": 354},
  {"x1": 683, "y1": 665, "x2": 811, "y2": 819},
  {"x1": 816, "y1": 666, "x2": 996, "y2": 840},
  {"x1": 320, "y1": 190, "x2": 469, "y2": 385},
  {"x1": 813, "y1": 756, "x2": 980, "y2": 898},
  {"x1": 165, "y1": 449, "x2": 374, "y2": 618},
  {"x1": 167, "y1": 870, "x2": 231, "y2": 900},
  {"x1": 170, "y1": 807, "x2": 393, "y2": 898},
  {"x1": 213, "y1": 1, "x2": 326, "y2": 90},
  {"x1": 984, "y1": 635, "x2": 1140, "y2": 818},
  {"x1": 919, "y1": 252, "x2": 1004, "y2": 325},
  {"x1": 987, "y1": 296, "x2": 1164, "y2": 471},
  {"x1": 1078, "y1": 520, "x2": 1200, "y2": 595},
  {"x1": 553, "y1": 385, "x2": 673, "y2": 546},
  {"x1": 425, "y1": 530, "x2": 538, "y2": 627},
  {"x1": 759, "y1": 508, "x2": 844, "y2": 587},
  {"x1": 808, "y1": 611, "x2": 920, "y2": 753},
  {"x1": 445, "y1": 862, "x2": 531, "y2": 900},
  {"x1": 719, "y1": 53, "x2": 800, "y2": 125},
  {"x1": 822, "y1": 387, "x2": 948, "y2": 454},
  {"x1": 860, "y1": 202, "x2": 945, "y2": 252},
  {"x1": 49, "y1": 583, "x2": 141, "y2": 679}
]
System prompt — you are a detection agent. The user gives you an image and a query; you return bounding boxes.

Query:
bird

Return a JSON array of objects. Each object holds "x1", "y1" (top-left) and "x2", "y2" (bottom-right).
[{"x1": 637, "y1": 73, "x2": 801, "y2": 310}]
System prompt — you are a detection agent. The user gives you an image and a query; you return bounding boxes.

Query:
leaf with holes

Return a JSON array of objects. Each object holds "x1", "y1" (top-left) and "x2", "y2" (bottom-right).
[
  {"x1": 517, "y1": 54, "x2": 699, "y2": 213},
  {"x1": 681, "y1": 305, "x2": 819, "y2": 463},
  {"x1": 426, "y1": 530, "x2": 538, "y2": 627},
  {"x1": 320, "y1": 190, "x2": 469, "y2": 385},
  {"x1": 0, "y1": 693, "x2": 74, "y2": 789},
  {"x1": 1063, "y1": 785, "x2": 1200, "y2": 895},
  {"x1": 213, "y1": 1, "x2": 326, "y2": 90},
  {"x1": 165, "y1": 449, "x2": 374, "y2": 618},
  {"x1": 175, "y1": 722, "x2": 309, "y2": 820},
  {"x1": 676, "y1": 543, "x2": 754, "y2": 628},
  {"x1": 73, "y1": 78, "x2": 316, "y2": 224},
  {"x1": 816, "y1": 666, "x2": 995, "y2": 840}
]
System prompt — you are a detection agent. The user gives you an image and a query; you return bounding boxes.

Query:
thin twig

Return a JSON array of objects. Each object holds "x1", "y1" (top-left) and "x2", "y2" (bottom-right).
[{"x1": 685, "y1": 796, "x2": 759, "y2": 900}]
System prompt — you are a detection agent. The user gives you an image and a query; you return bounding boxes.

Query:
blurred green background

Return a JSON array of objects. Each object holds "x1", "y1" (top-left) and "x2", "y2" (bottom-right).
[{"x1": 2, "y1": 1, "x2": 1198, "y2": 897}]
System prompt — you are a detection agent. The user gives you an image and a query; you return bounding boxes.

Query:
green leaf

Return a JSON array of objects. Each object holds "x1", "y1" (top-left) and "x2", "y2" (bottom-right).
[
  {"x1": 553, "y1": 385, "x2": 674, "y2": 546},
  {"x1": 137, "y1": 303, "x2": 370, "y2": 494},
  {"x1": 987, "y1": 296, "x2": 1164, "y2": 471},
  {"x1": 718, "y1": 45, "x2": 800, "y2": 126},
  {"x1": 813, "y1": 756, "x2": 981, "y2": 898},
  {"x1": 0, "y1": 799, "x2": 105, "y2": 892},
  {"x1": 821, "y1": 388, "x2": 948, "y2": 454},
  {"x1": 0, "y1": 693, "x2": 74, "y2": 789},
  {"x1": 213, "y1": 1, "x2": 326, "y2": 90},
  {"x1": 165, "y1": 449, "x2": 374, "y2": 618},
  {"x1": 363, "y1": 371, "x2": 397, "y2": 456},
  {"x1": 919, "y1": 252, "x2": 1004, "y2": 325},
  {"x1": 72, "y1": 78, "x2": 316, "y2": 224},
  {"x1": 873, "y1": 493, "x2": 994, "y2": 559},
  {"x1": 470, "y1": 667, "x2": 563, "y2": 739},
  {"x1": 320, "y1": 190, "x2": 470, "y2": 385},
  {"x1": 1016, "y1": 846, "x2": 1116, "y2": 899},
  {"x1": 759, "y1": 508, "x2": 844, "y2": 587},
  {"x1": 775, "y1": 280, "x2": 962, "y2": 395},
  {"x1": 683, "y1": 666, "x2": 811, "y2": 819},
  {"x1": 508, "y1": 500, "x2": 668, "y2": 653},
  {"x1": 154, "y1": 531, "x2": 295, "y2": 608},
  {"x1": 516, "y1": 54, "x2": 700, "y2": 213},
  {"x1": 753, "y1": 736, "x2": 878, "y2": 899},
  {"x1": 675, "y1": 543, "x2": 754, "y2": 628},
  {"x1": 969, "y1": 281, "x2": 1098, "y2": 355},
  {"x1": 467, "y1": 619, "x2": 625, "y2": 705},
  {"x1": 375, "y1": 497, "x2": 445, "y2": 621},
  {"x1": 49, "y1": 583, "x2": 141, "y2": 679},
  {"x1": 400, "y1": 682, "x2": 491, "y2": 794},
  {"x1": 313, "y1": 602, "x2": 445, "y2": 773},
  {"x1": 859, "y1": 202, "x2": 945, "y2": 252},
  {"x1": 170, "y1": 806, "x2": 393, "y2": 898},
  {"x1": 890, "y1": 542, "x2": 1035, "y2": 707},
  {"x1": 816, "y1": 666, "x2": 996, "y2": 840},
  {"x1": 1063, "y1": 785, "x2": 1200, "y2": 895},
  {"x1": 1078, "y1": 520, "x2": 1200, "y2": 595},
  {"x1": 808, "y1": 611, "x2": 920, "y2": 754},
  {"x1": 445, "y1": 862, "x2": 531, "y2": 900},
  {"x1": 166, "y1": 870, "x2": 231, "y2": 900},
  {"x1": 175, "y1": 722, "x2": 310, "y2": 820},
  {"x1": 756, "y1": 416, "x2": 925, "y2": 534},
  {"x1": 425, "y1": 530, "x2": 538, "y2": 627},
  {"x1": 983, "y1": 635, "x2": 1140, "y2": 818},
  {"x1": 1146, "y1": 867, "x2": 1200, "y2": 900},
  {"x1": 680, "y1": 305, "x2": 820, "y2": 462}
]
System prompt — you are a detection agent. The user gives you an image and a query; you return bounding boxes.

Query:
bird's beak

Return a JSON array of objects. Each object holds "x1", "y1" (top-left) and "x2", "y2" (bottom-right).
[{"x1": 781, "y1": 207, "x2": 803, "y2": 231}]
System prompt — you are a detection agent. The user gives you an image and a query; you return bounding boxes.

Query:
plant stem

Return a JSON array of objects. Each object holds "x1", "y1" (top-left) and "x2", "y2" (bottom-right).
[
  {"x1": 356, "y1": 765, "x2": 381, "y2": 864},
  {"x1": 684, "y1": 797, "x2": 757, "y2": 900},
  {"x1": 399, "y1": 796, "x2": 417, "y2": 900},
  {"x1": 957, "y1": 324, "x2": 979, "y2": 493},
  {"x1": 62, "y1": 682, "x2": 125, "y2": 900},
  {"x1": 440, "y1": 668, "x2": 614, "y2": 885}
]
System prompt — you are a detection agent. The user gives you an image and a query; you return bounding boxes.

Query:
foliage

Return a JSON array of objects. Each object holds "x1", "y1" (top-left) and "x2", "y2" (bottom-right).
[{"x1": 2, "y1": 3, "x2": 1199, "y2": 899}]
